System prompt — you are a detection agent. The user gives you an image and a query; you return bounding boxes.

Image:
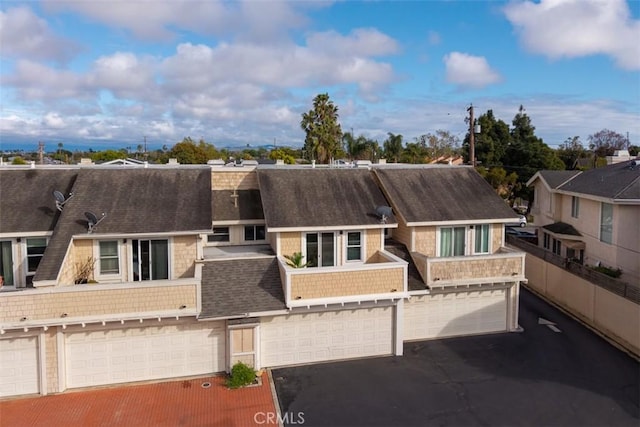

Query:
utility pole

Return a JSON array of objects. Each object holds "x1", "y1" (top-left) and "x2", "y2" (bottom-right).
[
  {"x1": 38, "y1": 141, "x2": 45, "y2": 165},
  {"x1": 467, "y1": 104, "x2": 475, "y2": 167}
]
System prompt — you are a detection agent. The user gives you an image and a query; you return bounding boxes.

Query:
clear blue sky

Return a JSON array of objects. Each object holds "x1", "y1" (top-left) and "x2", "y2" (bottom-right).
[{"x1": 1, "y1": 0, "x2": 639, "y2": 152}]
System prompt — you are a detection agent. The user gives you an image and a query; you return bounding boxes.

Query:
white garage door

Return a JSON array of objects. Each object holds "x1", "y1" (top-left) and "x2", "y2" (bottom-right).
[
  {"x1": 261, "y1": 306, "x2": 394, "y2": 368},
  {"x1": 404, "y1": 289, "x2": 507, "y2": 341},
  {"x1": 65, "y1": 321, "x2": 225, "y2": 389},
  {"x1": 0, "y1": 336, "x2": 39, "y2": 397}
]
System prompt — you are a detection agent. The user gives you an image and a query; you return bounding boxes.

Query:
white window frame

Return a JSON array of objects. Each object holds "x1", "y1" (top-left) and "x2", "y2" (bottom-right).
[
  {"x1": 472, "y1": 224, "x2": 491, "y2": 254},
  {"x1": 95, "y1": 240, "x2": 121, "y2": 280},
  {"x1": 208, "y1": 227, "x2": 230, "y2": 244},
  {"x1": 345, "y1": 230, "x2": 364, "y2": 263},
  {"x1": 436, "y1": 226, "x2": 467, "y2": 257},
  {"x1": 129, "y1": 238, "x2": 172, "y2": 281},
  {"x1": 599, "y1": 202, "x2": 613, "y2": 244},
  {"x1": 302, "y1": 232, "x2": 337, "y2": 268},
  {"x1": 24, "y1": 237, "x2": 48, "y2": 286},
  {"x1": 0, "y1": 239, "x2": 16, "y2": 288},
  {"x1": 571, "y1": 196, "x2": 580, "y2": 218},
  {"x1": 243, "y1": 225, "x2": 266, "y2": 242}
]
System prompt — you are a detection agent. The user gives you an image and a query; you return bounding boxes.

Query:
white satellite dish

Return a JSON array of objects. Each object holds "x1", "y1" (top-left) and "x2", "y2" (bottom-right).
[
  {"x1": 52, "y1": 190, "x2": 73, "y2": 211},
  {"x1": 85, "y1": 211, "x2": 106, "y2": 233}
]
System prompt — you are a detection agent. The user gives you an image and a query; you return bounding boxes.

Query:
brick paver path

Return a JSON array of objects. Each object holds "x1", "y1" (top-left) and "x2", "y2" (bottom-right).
[{"x1": 0, "y1": 373, "x2": 277, "y2": 427}]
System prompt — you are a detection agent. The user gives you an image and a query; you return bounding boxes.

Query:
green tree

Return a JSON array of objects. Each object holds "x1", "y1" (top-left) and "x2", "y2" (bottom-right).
[
  {"x1": 11, "y1": 156, "x2": 27, "y2": 165},
  {"x1": 300, "y1": 93, "x2": 342, "y2": 163},
  {"x1": 418, "y1": 130, "x2": 460, "y2": 161},
  {"x1": 400, "y1": 141, "x2": 428, "y2": 164},
  {"x1": 269, "y1": 148, "x2": 296, "y2": 164},
  {"x1": 463, "y1": 110, "x2": 511, "y2": 166},
  {"x1": 168, "y1": 137, "x2": 209, "y2": 164},
  {"x1": 383, "y1": 132, "x2": 403, "y2": 163},
  {"x1": 477, "y1": 167, "x2": 518, "y2": 199},
  {"x1": 90, "y1": 149, "x2": 127, "y2": 163},
  {"x1": 556, "y1": 136, "x2": 589, "y2": 169}
]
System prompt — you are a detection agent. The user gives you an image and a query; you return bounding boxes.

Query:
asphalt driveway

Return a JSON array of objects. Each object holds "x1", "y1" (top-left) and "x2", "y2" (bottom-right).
[{"x1": 273, "y1": 287, "x2": 639, "y2": 426}]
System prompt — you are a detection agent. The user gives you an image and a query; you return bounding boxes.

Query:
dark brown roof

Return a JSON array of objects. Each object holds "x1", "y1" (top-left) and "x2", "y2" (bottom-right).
[
  {"x1": 256, "y1": 168, "x2": 395, "y2": 229},
  {"x1": 200, "y1": 258, "x2": 286, "y2": 318},
  {"x1": 374, "y1": 166, "x2": 517, "y2": 224},
  {"x1": 0, "y1": 169, "x2": 78, "y2": 233},
  {"x1": 35, "y1": 168, "x2": 212, "y2": 282},
  {"x1": 212, "y1": 190, "x2": 264, "y2": 222},
  {"x1": 542, "y1": 222, "x2": 582, "y2": 237}
]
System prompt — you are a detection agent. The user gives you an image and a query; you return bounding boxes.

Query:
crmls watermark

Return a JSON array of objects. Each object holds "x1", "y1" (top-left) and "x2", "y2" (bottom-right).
[{"x1": 254, "y1": 411, "x2": 305, "y2": 425}]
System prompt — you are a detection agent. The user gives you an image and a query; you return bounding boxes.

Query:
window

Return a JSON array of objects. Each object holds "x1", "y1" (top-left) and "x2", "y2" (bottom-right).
[
  {"x1": 99, "y1": 241, "x2": 119, "y2": 275},
  {"x1": 0, "y1": 241, "x2": 13, "y2": 286},
  {"x1": 552, "y1": 238, "x2": 562, "y2": 256},
  {"x1": 244, "y1": 225, "x2": 266, "y2": 241},
  {"x1": 543, "y1": 233, "x2": 550, "y2": 250},
  {"x1": 571, "y1": 196, "x2": 580, "y2": 218},
  {"x1": 26, "y1": 238, "x2": 47, "y2": 285},
  {"x1": 346, "y1": 231, "x2": 363, "y2": 261},
  {"x1": 208, "y1": 227, "x2": 230, "y2": 243},
  {"x1": 305, "y1": 232, "x2": 335, "y2": 267},
  {"x1": 132, "y1": 239, "x2": 169, "y2": 281},
  {"x1": 473, "y1": 224, "x2": 490, "y2": 254},
  {"x1": 440, "y1": 227, "x2": 465, "y2": 257},
  {"x1": 600, "y1": 203, "x2": 613, "y2": 244}
]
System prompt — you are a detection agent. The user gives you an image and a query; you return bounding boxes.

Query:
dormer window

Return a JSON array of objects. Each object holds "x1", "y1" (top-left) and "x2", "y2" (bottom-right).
[
  {"x1": 99, "y1": 241, "x2": 120, "y2": 275},
  {"x1": 208, "y1": 227, "x2": 230, "y2": 243},
  {"x1": 244, "y1": 225, "x2": 266, "y2": 242}
]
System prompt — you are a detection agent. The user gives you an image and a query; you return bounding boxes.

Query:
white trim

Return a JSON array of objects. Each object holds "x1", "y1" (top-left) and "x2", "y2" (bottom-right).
[
  {"x1": 286, "y1": 291, "x2": 408, "y2": 309},
  {"x1": 268, "y1": 224, "x2": 396, "y2": 233},
  {"x1": 212, "y1": 220, "x2": 266, "y2": 226},
  {"x1": 73, "y1": 230, "x2": 208, "y2": 240},
  {"x1": 93, "y1": 239, "x2": 122, "y2": 282},
  {"x1": 428, "y1": 277, "x2": 524, "y2": 289},
  {"x1": 407, "y1": 219, "x2": 519, "y2": 227},
  {"x1": 275, "y1": 232, "x2": 281, "y2": 257},
  {"x1": 38, "y1": 332, "x2": 47, "y2": 396},
  {"x1": 198, "y1": 309, "x2": 290, "y2": 322},
  {"x1": 344, "y1": 230, "x2": 365, "y2": 264},
  {"x1": 394, "y1": 299, "x2": 404, "y2": 356},
  {"x1": 57, "y1": 328, "x2": 66, "y2": 392},
  {"x1": 471, "y1": 224, "x2": 491, "y2": 255},
  {"x1": 0, "y1": 231, "x2": 53, "y2": 239}
]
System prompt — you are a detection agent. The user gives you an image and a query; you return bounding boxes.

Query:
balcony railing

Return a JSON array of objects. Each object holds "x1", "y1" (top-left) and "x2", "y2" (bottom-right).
[
  {"x1": 277, "y1": 250, "x2": 408, "y2": 308},
  {"x1": 413, "y1": 247, "x2": 526, "y2": 289}
]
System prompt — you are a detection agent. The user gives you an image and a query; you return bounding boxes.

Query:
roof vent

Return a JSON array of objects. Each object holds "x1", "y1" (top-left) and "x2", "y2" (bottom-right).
[
  {"x1": 53, "y1": 190, "x2": 74, "y2": 211},
  {"x1": 84, "y1": 211, "x2": 107, "y2": 234}
]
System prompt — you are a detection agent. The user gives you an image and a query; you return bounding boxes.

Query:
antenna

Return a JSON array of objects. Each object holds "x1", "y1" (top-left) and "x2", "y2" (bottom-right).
[
  {"x1": 375, "y1": 206, "x2": 393, "y2": 224},
  {"x1": 84, "y1": 211, "x2": 106, "y2": 233},
  {"x1": 53, "y1": 190, "x2": 74, "y2": 211}
]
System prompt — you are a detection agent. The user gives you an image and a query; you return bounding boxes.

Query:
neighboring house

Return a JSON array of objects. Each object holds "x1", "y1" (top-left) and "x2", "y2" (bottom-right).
[
  {"x1": 527, "y1": 157, "x2": 640, "y2": 284},
  {"x1": 0, "y1": 162, "x2": 526, "y2": 398}
]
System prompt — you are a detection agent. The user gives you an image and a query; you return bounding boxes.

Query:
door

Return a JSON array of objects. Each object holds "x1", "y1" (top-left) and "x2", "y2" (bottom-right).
[
  {"x1": 0, "y1": 240, "x2": 14, "y2": 287},
  {"x1": 132, "y1": 239, "x2": 169, "y2": 281},
  {"x1": 306, "y1": 232, "x2": 335, "y2": 267},
  {"x1": 404, "y1": 289, "x2": 507, "y2": 341},
  {"x1": 260, "y1": 306, "x2": 394, "y2": 367},
  {"x1": 65, "y1": 321, "x2": 225, "y2": 388},
  {"x1": 0, "y1": 336, "x2": 39, "y2": 397}
]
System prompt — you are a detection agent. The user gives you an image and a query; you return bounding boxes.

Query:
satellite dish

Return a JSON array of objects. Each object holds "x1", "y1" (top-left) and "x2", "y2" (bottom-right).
[
  {"x1": 84, "y1": 211, "x2": 106, "y2": 233},
  {"x1": 375, "y1": 206, "x2": 393, "y2": 224},
  {"x1": 53, "y1": 190, "x2": 74, "y2": 211}
]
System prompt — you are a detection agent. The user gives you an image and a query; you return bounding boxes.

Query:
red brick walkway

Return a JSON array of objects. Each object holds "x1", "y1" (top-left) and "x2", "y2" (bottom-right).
[{"x1": 0, "y1": 373, "x2": 278, "y2": 427}]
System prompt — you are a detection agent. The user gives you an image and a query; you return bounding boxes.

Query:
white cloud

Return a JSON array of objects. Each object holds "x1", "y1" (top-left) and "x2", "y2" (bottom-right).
[
  {"x1": 306, "y1": 28, "x2": 400, "y2": 57},
  {"x1": 0, "y1": 6, "x2": 80, "y2": 63},
  {"x1": 42, "y1": 112, "x2": 66, "y2": 129},
  {"x1": 443, "y1": 52, "x2": 502, "y2": 89},
  {"x1": 503, "y1": 0, "x2": 640, "y2": 70}
]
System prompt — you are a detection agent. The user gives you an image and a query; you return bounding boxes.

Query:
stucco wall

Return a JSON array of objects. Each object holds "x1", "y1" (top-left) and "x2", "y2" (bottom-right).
[
  {"x1": 211, "y1": 169, "x2": 258, "y2": 190},
  {"x1": 290, "y1": 267, "x2": 404, "y2": 299},
  {"x1": 0, "y1": 284, "x2": 197, "y2": 323},
  {"x1": 525, "y1": 254, "x2": 639, "y2": 356}
]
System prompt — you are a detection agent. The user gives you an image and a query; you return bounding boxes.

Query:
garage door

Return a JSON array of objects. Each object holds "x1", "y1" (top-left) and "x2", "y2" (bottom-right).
[
  {"x1": 0, "y1": 336, "x2": 39, "y2": 397},
  {"x1": 65, "y1": 321, "x2": 225, "y2": 389},
  {"x1": 404, "y1": 289, "x2": 507, "y2": 341},
  {"x1": 261, "y1": 306, "x2": 394, "y2": 368}
]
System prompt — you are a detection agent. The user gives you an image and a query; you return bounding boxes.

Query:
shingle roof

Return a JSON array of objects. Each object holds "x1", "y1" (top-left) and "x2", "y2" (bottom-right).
[
  {"x1": 538, "y1": 170, "x2": 581, "y2": 189},
  {"x1": 256, "y1": 168, "x2": 395, "y2": 229},
  {"x1": 34, "y1": 168, "x2": 212, "y2": 282},
  {"x1": 0, "y1": 169, "x2": 78, "y2": 233},
  {"x1": 542, "y1": 222, "x2": 582, "y2": 237},
  {"x1": 212, "y1": 190, "x2": 264, "y2": 222},
  {"x1": 200, "y1": 257, "x2": 286, "y2": 318},
  {"x1": 557, "y1": 160, "x2": 640, "y2": 200},
  {"x1": 373, "y1": 166, "x2": 517, "y2": 224}
]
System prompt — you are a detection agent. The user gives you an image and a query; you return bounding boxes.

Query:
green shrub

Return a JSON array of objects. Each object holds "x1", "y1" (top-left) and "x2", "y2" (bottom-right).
[
  {"x1": 226, "y1": 362, "x2": 256, "y2": 389},
  {"x1": 592, "y1": 265, "x2": 622, "y2": 278}
]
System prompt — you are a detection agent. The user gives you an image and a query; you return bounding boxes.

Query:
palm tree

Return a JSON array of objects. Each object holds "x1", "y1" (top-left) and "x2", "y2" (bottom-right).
[{"x1": 300, "y1": 93, "x2": 342, "y2": 163}]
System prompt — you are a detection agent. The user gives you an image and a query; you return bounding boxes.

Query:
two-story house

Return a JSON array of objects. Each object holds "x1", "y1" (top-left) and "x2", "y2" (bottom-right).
[
  {"x1": 1, "y1": 162, "x2": 526, "y2": 399},
  {"x1": 528, "y1": 158, "x2": 640, "y2": 284}
]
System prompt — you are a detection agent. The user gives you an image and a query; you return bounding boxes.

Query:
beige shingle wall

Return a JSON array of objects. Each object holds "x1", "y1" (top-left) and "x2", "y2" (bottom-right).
[
  {"x1": 290, "y1": 267, "x2": 404, "y2": 299},
  {"x1": 279, "y1": 232, "x2": 301, "y2": 257},
  {"x1": 365, "y1": 229, "x2": 382, "y2": 262},
  {"x1": 58, "y1": 239, "x2": 93, "y2": 286},
  {"x1": 429, "y1": 257, "x2": 522, "y2": 282},
  {"x1": 211, "y1": 169, "x2": 258, "y2": 190},
  {"x1": 491, "y1": 223, "x2": 503, "y2": 253},
  {"x1": 172, "y1": 236, "x2": 197, "y2": 279},
  {"x1": 0, "y1": 284, "x2": 197, "y2": 323},
  {"x1": 392, "y1": 221, "x2": 412, "y2": 249},
  {"x1": 414, "y1": 226, "x2": 437, "y2": 256},
  {"x1": 44, "y1": 328, "x2": 58, "y2": 393}
]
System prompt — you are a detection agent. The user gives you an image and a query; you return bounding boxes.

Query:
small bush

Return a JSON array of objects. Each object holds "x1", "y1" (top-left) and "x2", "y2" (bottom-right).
[
  {"x1": 226, "y1": 362, "x2": 256, "y2": 389},
  {"x1": 592, "y1": 265, "x2": 622, "y2": 278}
]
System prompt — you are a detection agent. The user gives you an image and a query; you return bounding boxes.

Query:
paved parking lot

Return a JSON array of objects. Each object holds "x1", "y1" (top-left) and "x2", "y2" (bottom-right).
[{"x1": 274, "y1": 288, "x2": 640, "y2": 426}]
